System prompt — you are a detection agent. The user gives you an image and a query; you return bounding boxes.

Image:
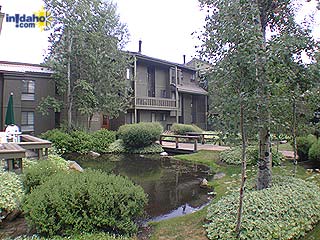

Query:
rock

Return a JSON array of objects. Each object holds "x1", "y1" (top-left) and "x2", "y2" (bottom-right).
[
  {"x1": 200, "y1": 178, "x2": 208, "y2": 188},
  {"x1": 139, "y1": 155, "x2": 145, "y2": 158},
  {"x1": 68, "y1": 161, "x2": 84, "y2": 172},
  {"x1": 88, "y1": 151, "x2": 100, "y2": 158},
  {"x1": 280, "y1": 140, "x2": 288, "y2": 144},
  {"x1": 306, "y1": 169, "x2": 313, "y2": 174},
  {"x1": 160, "y1": 152, "x2": 168, "y2": 156},
  {"x1": 213, "y1": 172, "x2": 226, "y2": 180},
  {"x1": 315, "y1": 169, "x2": 320, "y2": 173}
]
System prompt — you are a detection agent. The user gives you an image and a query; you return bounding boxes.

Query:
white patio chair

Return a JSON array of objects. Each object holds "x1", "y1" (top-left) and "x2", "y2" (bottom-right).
[
  {"x1": 0, "y1": 132, "x2": 7, "y2": 143},
  {"x1": 5, "y1": 125, "x2": 21, "y2": 143}
]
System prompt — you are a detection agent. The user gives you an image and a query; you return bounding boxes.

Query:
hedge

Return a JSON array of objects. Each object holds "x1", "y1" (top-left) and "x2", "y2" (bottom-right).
[
  {"x1": 205, "y1": 176, "x2": 320, "y2": 240},
  {"x1": 296, "y1": 134, "x2": 317, "y2": 161},
  {"x1": 309, "y1": 139, "x2": 320, "y2": 162},
  {"x1": 118, "y1": 122, "x2": 163, "y2": 148},
  {"x1": 171, "y1": 123, "x2": 203, "y2": 135},
  {"x1": 23, "y1": 170, "x2": 147, "y2": 236}
]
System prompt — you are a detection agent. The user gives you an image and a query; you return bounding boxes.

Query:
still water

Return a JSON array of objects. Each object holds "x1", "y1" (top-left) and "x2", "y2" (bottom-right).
[{"x1": 67, "y1": 154, "x2": 213, "y2": 222}]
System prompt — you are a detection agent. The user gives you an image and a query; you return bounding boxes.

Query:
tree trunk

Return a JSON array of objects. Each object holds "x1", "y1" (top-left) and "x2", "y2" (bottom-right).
[
  {"x1": 256, "y1": 0, "x2": 272, "y2": 190},
  {"x1": 236, "y1": 99, "x2": 247, "y2": 236},
  {"x1": 292, "y1": 95, "x2": 298, "y2": 175},
  {"x1": 67, "y1": 32, "x2": 73, "y2": 130}
]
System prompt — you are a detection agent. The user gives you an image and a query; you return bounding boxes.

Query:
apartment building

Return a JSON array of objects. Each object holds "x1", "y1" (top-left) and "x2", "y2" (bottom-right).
[
  {"x1": 108, "y1": 44, "x2": 208, "y2": 130},
  {"x1": 0, "y1": 61, "x2": 55, "y2": 135}
]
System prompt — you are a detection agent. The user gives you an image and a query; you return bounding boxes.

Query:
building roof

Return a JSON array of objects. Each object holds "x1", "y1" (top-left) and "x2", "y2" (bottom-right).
[
  {"x1": 0, "y1": 61, "x2": 53, "y2": 74},
  {"x1": 129, "y1": 52, "x2": 196, "y2": 71},
  {"x1": 177, "y1": 84, "x2": 208, "y2": 95}
]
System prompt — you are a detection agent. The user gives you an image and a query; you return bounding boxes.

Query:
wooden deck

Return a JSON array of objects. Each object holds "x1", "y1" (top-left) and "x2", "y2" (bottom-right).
[{"x1": 0, "y1": 134, "x2": 52, "y2": 172}]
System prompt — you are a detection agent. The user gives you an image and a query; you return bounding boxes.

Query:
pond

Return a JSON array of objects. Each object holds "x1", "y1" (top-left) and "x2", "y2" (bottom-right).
[{"x1": 65, "y1": 154, "x2": 214, "y2": 222}]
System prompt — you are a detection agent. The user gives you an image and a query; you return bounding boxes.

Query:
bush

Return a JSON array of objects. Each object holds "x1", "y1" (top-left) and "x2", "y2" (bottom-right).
[
  {"x1": 22, "y1": 155, "x2": 68, "y2": 193},
  {"x1": 309, "y1": 139, "x2": 320, "y2": 161},
  {"x1": 128, "y1": 143, "x2": 163, "y2": 154},
  {"x1": 118, "y1": 122, "x2": 163, "y2": 148},
  {"x1": 219, "y1": 145, "x2": 283, "y2": 166},
  {"x1": 0, "y1": 171, "x2": 23, "y2": 214},
  {"x1": 40, "y1": 129, "x2": 73, "y2": 154},
  {"x1": 108, "y1": 139, "x2": 126, "y2": 154},
  {"x1": 171, "y1": 123, "x2": 203, "y2": 135},
  {"x1": 296, "y1": 134, "x2": 317, "y2": 161},
  {"x1": 10, "y1": 233, "x2": 130, "y2": 240},
  {"x1": 69, "y1": 130, "x2": 94, "y2": 154},
  {"x1": 205, "y1": 176, "x2": 320, "y2": 240},
  {"x1": 23, "y1": 170, "x2": 147, "y2": 236},
  {"x1": 91, "y1": 129, "x2": 116, "y2": 153}
]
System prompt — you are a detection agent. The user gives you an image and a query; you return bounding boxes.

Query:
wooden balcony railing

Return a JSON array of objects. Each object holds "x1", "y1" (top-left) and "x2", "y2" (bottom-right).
[{"x1": 135, "y1": 97, "x2": 176, "y2": 109}]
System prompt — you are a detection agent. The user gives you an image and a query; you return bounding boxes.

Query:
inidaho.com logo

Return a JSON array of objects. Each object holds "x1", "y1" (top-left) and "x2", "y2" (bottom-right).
[{"x1": 5, "y1": 6, "x2": 52, "y2": 31}]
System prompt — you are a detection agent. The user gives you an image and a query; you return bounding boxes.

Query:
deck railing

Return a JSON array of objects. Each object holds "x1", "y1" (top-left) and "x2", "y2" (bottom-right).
[{"x1": 135, "y1": 97, "x2": 176, "y2": 109}]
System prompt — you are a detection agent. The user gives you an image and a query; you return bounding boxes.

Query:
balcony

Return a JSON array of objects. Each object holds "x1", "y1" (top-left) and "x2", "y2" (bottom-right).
[{"x1": 135, "y1": 97, "x2": 177, "y2": 110}]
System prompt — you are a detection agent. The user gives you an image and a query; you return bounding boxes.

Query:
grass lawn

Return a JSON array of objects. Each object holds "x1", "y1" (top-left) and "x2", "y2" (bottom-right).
[{"x1": 149, "y1": 150, "x2": 320, "y2": 240}]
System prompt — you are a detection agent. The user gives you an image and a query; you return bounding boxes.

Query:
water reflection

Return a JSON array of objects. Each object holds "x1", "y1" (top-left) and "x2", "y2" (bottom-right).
[{"x1": 67, "y1": 154, "x2": 213, "y2": 221}]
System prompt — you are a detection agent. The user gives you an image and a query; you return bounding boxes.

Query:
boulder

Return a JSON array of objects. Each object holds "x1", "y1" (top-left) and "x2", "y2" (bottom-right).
[
  {"x1": 200, "y1": 178, "x2": 208, "y2": 188},
  {"x1": 160, "y1": 152, "x2": 169, "y2": 156},
  {"x1": 68, "y1": 161, "x2": 84, "y2": 172},
  {"x1": 213, "y1": 172, "x2": 226, "y2": 180},
  {"x1": 88, "y1": 151, "x2": 100, "y2": 158}
]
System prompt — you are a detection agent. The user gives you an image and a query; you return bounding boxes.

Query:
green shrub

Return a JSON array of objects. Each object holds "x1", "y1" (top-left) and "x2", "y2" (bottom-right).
[
  {"x1": 91, "y1": 129, "x2": 116, "y2": 153},
  {"x1": 219, "y1": 145, "x2": 283, "y2": 166},
  {"x1": 10, "y1": 233, "x2": 130, "y2": 240},
  {"x1": 0, "y1": 171, "x2": 24, "y2": 214},
  {"x1": 309, "y1": 140, "x2": 320, "y2": 161},
  {"x1": 171, "y1": 123, "x2": 203, "y2": 135},
  {"x1": 40, "y1": 129, "x2": 73, "y2": 154},
  {"x1": 22, "y1": 155, "x2": 68, "y2": 193},
  {"x1": 108, "y1": 139, "x2": 126, "y2": 154},
  {"x1": 118, "y1": 122, "x2": 163, "y2": 148},
  {"x1": 205, "y1": 176, "x2": 320, "y2": 240},
  {"x1": 296, "y1": 134, "x2": 317, "y2": 161},
  {"x1": 69, "y1": 130, "x2": 94, "y2": 154},
  {"x1": 23, "y1": 170, "x2": 147, "y2": 236},
  {"x1": 128, "y1": 143, "x2": 163, "y2": 154}
]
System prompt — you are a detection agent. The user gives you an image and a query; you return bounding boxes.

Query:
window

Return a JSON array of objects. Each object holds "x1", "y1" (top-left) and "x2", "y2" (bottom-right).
[
  {"x1": 21, "y1": 111, "x2": 34, "y2": 132},
  {"x1": 160, "y1": 113, "x2": 166, "y2": 121},
  {"x1": 21, "y1": 80, "x2": 35, "y2": 100},
  {"x1": 151, "y1": 113, "x2": 156, "y2": 122},
  {"x1": 191, "y1": 73, "x2": 196, "y2": 82},
  {"x1": 160, "y1": 90, "x2": 167, "y2": 98},
  {"x1": 126, "y1": 68, "x2": 131, "y2": 80}
]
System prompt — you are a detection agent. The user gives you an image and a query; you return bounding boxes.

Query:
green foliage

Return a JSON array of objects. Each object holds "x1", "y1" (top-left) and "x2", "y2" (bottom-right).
[
  {"x1": 296, "y1": 134, "x2": 317, "y2": 161},
  {"x1": 69, "y1": 130, "x2": 94, "y2": 154},
  {"x1": 108, "y1": 139, "x2": 126, "y2": 154},
  {"x1": 309, "y1": 140, "x2": 320, "y2": 162},
  {"x1": 118, "y1": 122, "x2": 163, "y2": 148},
  {"x1": 219, "y1": 146, "x2": 283, "y2": 166},
  {"x1": 171, "y1": 123, "x2": 203, "y2": 135},
  {"x1": 44, "y1": 0, "x2": 131, "y2": 128},
  {"x1": 23, "y1": 170, "x2": 147, "y2": 237},
  {"x1": 9, "y1": 233, "x2": 130, "y2": 240},
  {"x1": 91, "y1": 129, "x2": 116, "y2": 153},
  {"x1": 108, "y1": 139, "x2": 163, "y2": 154},
  {"x1": 0, "y1": 171, "x2": 23, "y2": 213},
  {"x1": 22, "y1": 155, "x2": 68, "y2": 193},
  {"x1": 41, "y1": 129, "x2": 116, "y2": 154},
  {"x1": 205, "y1": 176, "x2": 320, "y2": 240},
  {"x1": 40, "y1": 129, "x2": 73, "y2": 154},
  {"x1": 128, "y1": 143, "x2": 163, "y2": 154}
]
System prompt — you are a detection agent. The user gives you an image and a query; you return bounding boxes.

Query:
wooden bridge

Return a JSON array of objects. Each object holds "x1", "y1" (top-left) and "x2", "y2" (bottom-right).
[{"x1": 159, "y1": 134, "x2": 230, "y2": 154}]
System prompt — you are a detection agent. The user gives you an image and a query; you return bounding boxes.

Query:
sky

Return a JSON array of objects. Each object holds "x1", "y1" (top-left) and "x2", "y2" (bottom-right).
[
  {"x1": 0, "y1": 0, "x2": 319, "y2": 65},
  {"x1": 0, "y1": 0, "x2": 205, "y2": 64}
]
